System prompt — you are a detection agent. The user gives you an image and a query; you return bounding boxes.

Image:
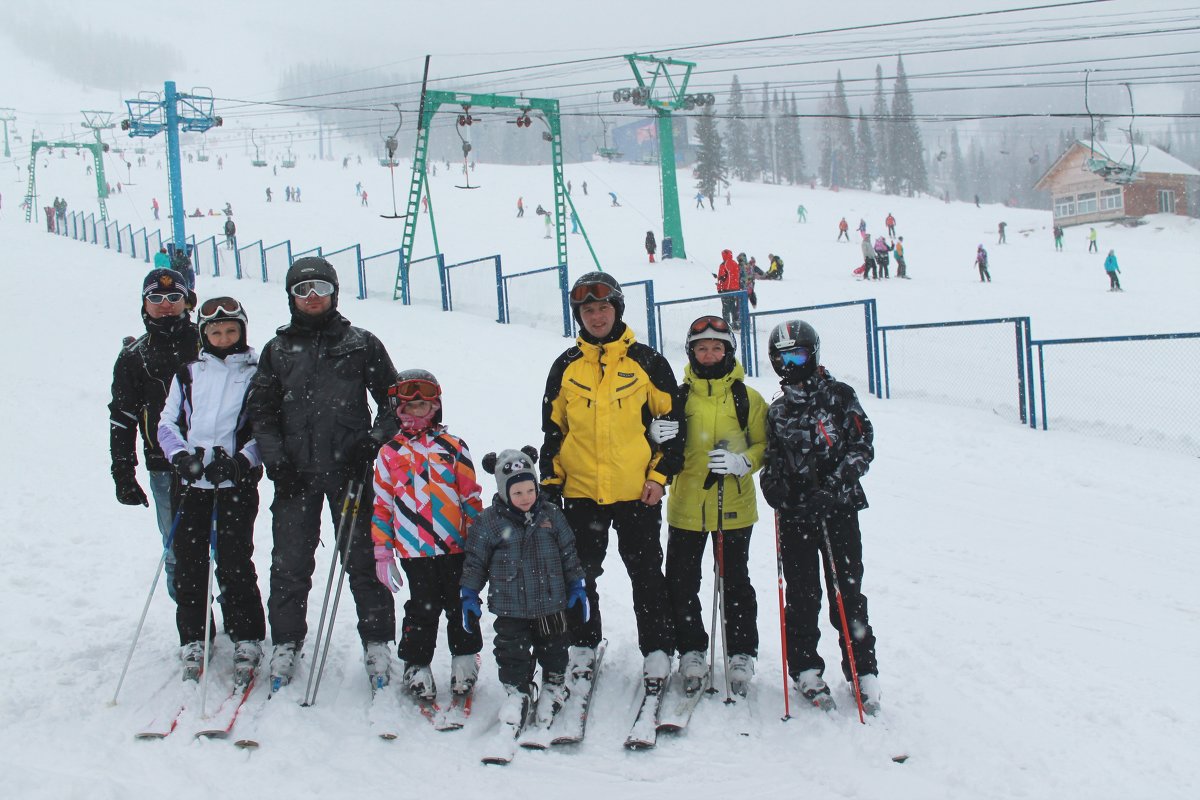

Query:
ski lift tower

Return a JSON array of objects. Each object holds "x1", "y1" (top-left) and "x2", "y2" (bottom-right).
[
  {"x1": 121, "y1": 81, "x2": 222, "y2": 266},
  {"x1": 618, "y1": 54, "x2": 705, "y2": 259},
  {"x1": 0, "y1": 108, "x2": 15, "y2": 158}
]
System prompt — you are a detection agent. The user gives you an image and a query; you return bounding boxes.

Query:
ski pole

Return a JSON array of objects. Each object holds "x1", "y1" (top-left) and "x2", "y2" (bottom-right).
[
  {"x1": 110, "y1": 486, "x2": 190, "y2": 706},
  {"x1": 774, "y1": 511, "x2": 791, "y2": 721},
  {"x1": 298, "y1": 476, "x2": 358, "y2": 701},
  {"x1": 714, "y1": 475, "x2": 734, "y2": 704},
  {"x1": 819, "y1": 514, "x2": 865, "y2": 724},
  {"x1": 303, "y1": 467, "x2": 370, "y2": 707},
  {"x1": 200, "y1": 491, "x2": 220, "y2": 718}
]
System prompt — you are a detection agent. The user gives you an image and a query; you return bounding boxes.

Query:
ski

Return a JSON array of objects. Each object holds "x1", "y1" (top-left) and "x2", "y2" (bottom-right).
[
  {"x1": 369, "y1": 683, "x2": 407, "y2": 740},
  {"x1": 656, "y1": 672, "x2": 709, "y2": 733},
  {"x1": 194, "y1": 678, "x2": 260, "y2": 739},
  {"x1": 435, "y1": 690, "x2": 473, "y2": 731},
  {"x1": 481, "y1": 690, "x2": 535, "y2": 765},
  {"x1": 232, "y1": 679, "x2": 297, "y2": 749},
  {"x1": 134, "y1": 681, "x2": 199, "y2": 740},
  {"x1": 549, "y1": 638, "x2": 607, "y2": 746},
  {"x1": 623, "y1": 679, "x2": 666, "y2": 750},
  {"x1": 519, "y1": 686, "x2": 569, "y2": 750}
]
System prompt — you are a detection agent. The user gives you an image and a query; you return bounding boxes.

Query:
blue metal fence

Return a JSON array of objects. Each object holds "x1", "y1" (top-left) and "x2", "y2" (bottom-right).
[
  {"x1": 499, "y1": 262, "x2": 571, "y2": 337},
  {"x1": 654, "y1": 291, "x2": 752, "y2": 374},
  {"x1": 748, "y1": 299, "x2": 877, "y2": 389}
]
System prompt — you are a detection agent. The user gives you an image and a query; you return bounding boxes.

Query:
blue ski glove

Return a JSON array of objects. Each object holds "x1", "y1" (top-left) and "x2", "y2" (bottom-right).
[
  {"x1": 566, "y1": 578, "x2": 590, "y2": 623},
  {"x1": 460, "y1": 587, "x2": 482, "y2": 633}
]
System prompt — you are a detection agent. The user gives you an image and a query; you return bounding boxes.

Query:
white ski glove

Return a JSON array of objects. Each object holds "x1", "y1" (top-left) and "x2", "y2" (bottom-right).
[
  {"x1": 707, "y1": 448, "x2": 751, "y2": 477},
  {"x1": 648, "y1": 418, "x2": 679, "y2": 444}
]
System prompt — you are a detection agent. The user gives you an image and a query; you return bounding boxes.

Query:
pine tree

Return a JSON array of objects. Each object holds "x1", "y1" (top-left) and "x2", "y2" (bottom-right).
[
  {"x1": 819, "y1": 93, "x2": 834, "y2": 187},
  {"x1": 748, "y1": 83, "x2": 770, "y2": 181},
  {"x1": 950, "y1": 128, "x2": 968, "y2": 201},
  {"x1": 854, "y1": 109, "x2": 875, "y2": 190},
  {"x1": 725, "y1": 76, "x2": 751, "y2": 181},
  {"x1": 831, "y1": 71, "x2": 855, "y2": 189},
  {"x1": 872, "y1": 64, "x2": 893, "y2": 193},
  {"x1": 789, "y1": 93, "x2": 807, "y2": 182},
  {"x1": 694, "y1": 105, "x2": 726, "y2": 203},
  {"x1": 889, "y1": 56, "x2": 928, "y2": 196},
  {"x1": 773, "y1": 90, "x2": 793, "y2": 184}
]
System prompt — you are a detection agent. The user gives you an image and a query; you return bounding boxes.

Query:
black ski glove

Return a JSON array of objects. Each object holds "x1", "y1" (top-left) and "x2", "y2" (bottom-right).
[
  {"x1": 171, "y1": 450, "x2": 205, "y2": 482},
  {"x1": 541, "y1": 483, "x2": 564, "y2": 509},
  {"x1": 205, "y1": 451, "x2": 252, "y2": 485},
  {"x1": 114, "y1": 472, "x2": 149, "y2": 506},
  {"x1": 349, "y1": 436, "x2": 382, "y2": 469},
  {"x1": 806, "y1": 488, "x2": 836, "y2": 516},
  {"x1": 265, "y1": 460, "x2": 299, "y2": 485}
]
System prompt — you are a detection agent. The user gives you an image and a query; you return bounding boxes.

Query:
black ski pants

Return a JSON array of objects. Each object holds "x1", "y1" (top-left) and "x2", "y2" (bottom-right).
[
  {"x1": 665, "y1": 526, "x2": 759, "y2": 657},
  {"x1": 266, "y1": 472, "x2": 395, "y2": 647},
  {"x1": 492, "y1": 615, "x2": 569, "y2": 688},
  {"x1": 563, "y1": 497, "x2": 675, "y2": 656},
  {"x1": 978, "y1": 263, "x2": 991, "y2": 282},
  {"x1": 719, "y1": 291, "x2": 740, "y2": 329},
  {"x1": 895, "y1": 256, "x2": 907, "y2": 278},
  {"x1": 174, "y1": 485, "x2": 265, "y2": 645},
  {"x1": 862, "y1": 257, "x2": 876, "y2": 280},
  {"x1": 778, "y1": 507, "x2": 878, "y2": 681},
  {"x1": 397, "y1": 552, "x2": 481, "y2": 666}
]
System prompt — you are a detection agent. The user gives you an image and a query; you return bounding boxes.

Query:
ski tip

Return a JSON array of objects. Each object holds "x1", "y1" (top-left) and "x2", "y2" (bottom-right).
[
  {"x1": 891, "y1": 754, "x2": 909, "y2": 764},
  {"x1": 234, "y1": 739, "x2": 260, "y2": 749}
]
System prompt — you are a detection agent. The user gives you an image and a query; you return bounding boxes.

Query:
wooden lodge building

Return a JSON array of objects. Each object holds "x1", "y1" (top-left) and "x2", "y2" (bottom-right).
[{"x1": 1034, "y1": 139, "x2": 1200, "y2": 226}]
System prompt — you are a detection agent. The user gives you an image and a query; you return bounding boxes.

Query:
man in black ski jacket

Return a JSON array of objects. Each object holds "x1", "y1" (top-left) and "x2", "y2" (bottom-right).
[
  {"x1": 108, "y1": 268, "x2": 200, "y2": 601},
  {"x1": 758, "y1": 320, "x2": 882, "y2": 714},
  {"x1": 249, "y1": 257, "x2": 399, "y2": 688}
]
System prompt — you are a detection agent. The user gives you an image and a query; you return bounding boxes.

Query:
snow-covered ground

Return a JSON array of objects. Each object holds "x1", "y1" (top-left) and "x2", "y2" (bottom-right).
[{"x1": 1, "y1": 127, "x2": 1198, "y2": 799}]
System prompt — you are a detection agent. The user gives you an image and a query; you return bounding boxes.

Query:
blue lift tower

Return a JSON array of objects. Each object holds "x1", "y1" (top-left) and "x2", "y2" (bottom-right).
[{"x1": 121, "y1": 82, "x2": 221, "y2": 282}]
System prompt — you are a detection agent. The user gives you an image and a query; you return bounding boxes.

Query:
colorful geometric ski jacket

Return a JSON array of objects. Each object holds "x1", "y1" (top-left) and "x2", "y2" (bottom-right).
[{"x1": 370, "y1": 425, "x2": 482, "y2": 559}]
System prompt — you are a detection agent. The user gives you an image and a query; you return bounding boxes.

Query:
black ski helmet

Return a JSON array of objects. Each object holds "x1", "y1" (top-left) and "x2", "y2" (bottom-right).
[
  {"x1": 768, "y1": 319, "x2": 820, "y2": 383},
  {"x1": 685, "y1": 315, "x2": 737, "y2": 379},
  {"x1": 285, "y1": 256, "x2": 340, "y2": 310},
  {"x1": 569, "y1": 271, "x2": 625, "y2": 326}
]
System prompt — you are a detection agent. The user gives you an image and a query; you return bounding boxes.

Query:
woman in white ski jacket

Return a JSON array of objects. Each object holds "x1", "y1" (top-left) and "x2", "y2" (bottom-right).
[{"x1": 157, "y1": 296, "x2": 266, "y2": 685}]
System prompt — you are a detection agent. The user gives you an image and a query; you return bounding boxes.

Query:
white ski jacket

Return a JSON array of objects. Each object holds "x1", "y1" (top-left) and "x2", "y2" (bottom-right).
[{"x1": 158, "y1": 349, "x2": 261, "y2": 490}]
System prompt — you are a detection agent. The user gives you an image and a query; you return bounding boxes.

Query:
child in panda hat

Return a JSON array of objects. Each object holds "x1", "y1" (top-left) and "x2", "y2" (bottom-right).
[{"x1": 459, "y1": 446, "x2": 588, "y2": 729}]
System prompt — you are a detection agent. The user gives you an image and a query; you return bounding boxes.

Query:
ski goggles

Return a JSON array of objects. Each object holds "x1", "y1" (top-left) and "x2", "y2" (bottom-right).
[
  {"x1": 388, "y1": 378, "x2": 441, "y2": 403},
  {"x1": 569, "y1": 281, "x2": 618, "y2": 304},
  {"x1": 145, "y1": 292, "x2": 185, "y2": 305},
  {"x1": 688, "y1": 315, "x2": 732, "y2": 336},
  {"x1": 198, "y1": 296, "x2": 245, "y2": 324},
  {"x1": 289, "y1": 279, "x2": 336, "y2": 298},
  {"x1": 779, "y1": 348, "x2": 811, "y2": 367}
]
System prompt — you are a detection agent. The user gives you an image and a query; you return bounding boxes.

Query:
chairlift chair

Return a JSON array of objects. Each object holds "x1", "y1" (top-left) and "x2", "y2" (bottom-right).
[
  {"x1": 454, "y1": 105, "x2": 480, "y2": 190},
  {"x1": 1083, "y1": 72, "x2": 1140, "y2": 185},
  {"x1": 380, "y1": 103, "x2": 408, "y2": 218}
]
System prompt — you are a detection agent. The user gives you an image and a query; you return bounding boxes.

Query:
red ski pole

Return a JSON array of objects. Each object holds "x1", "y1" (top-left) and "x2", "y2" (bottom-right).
[
  {"x1": 774, "y1": 511, "x2": 791, "y2": 721},
  {"x1": 819, "y1": 515, "x2": 865, "y2": 724}
]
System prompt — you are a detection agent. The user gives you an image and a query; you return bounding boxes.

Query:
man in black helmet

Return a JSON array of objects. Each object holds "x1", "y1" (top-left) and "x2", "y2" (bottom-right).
[
  {"x1": 248, "y1": 257, "x2": 400, "y2": 689},
  {"x1": 108, "y1": 268, "x2": 200, "y2": 602},
  {"x1": 758, "y1": 319, "x2": 882, "y2": 715},
  {"x1": 539, "y1": 271, "x2": 683, "y2": 697}
]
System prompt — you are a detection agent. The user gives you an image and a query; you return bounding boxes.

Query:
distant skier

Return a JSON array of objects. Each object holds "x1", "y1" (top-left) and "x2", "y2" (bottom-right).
[
  {"x1": 224, "y1": 217, "x2": 236, "y2": 250},
  {"x1": 1104, "y1": 249, "x2": 1122, "y2": 291},
  {"x1": 1088, "y1": 227, "x2": 1098, "y2": 253},
  {"x1": 716, "y1": 249, "x2": 742, "y2": 328},
  {"x1": 894, "y1": 237, "x2": 909, "y2": 279},
  {"x1": 543, "y1": 213, "x2": 552, "y2": 239},
  {"x1": 361, "y1": 190, "x2": 368, "y2": 207},
  {"x1": 646, "y1": 231, "x2": 657, "y2": 263},
  {"x1": 265, "y1": 187, "x2": 272, "y2": 202},
  {"x1": 885, "y1": 213, "x2": 896, "y2": 237},
  {"x1": 570, "y1": 211, "x2": 579, "y2": 234},
  {"x1": 609, "y1": 191, "x2": 620, "y2": 207},
  {"x1": 860, "y1": 233, "x2": 877, "y2": 280},
  {"x1": 695, "y1": 191, "x2": 705, "y2": 209},
  {"x1": 873, "y1": 236, "x2": 892, "y2": 279},
  {"x1": 837, "y1": 217, "x2": 849, "y2": 242},
  {"x1": 1053, "y1": 225, "x2": 1064, "y2": 252},
  {"x1": 975, "y1": 245, "x2": 991, "y2": 282},
  {"x1": 797, "y1": 204, "x2": 807, "y2": 223},
  {"x1": 582, "y1": 180, "x2": 588, "y2": 196},
  {"x1": 997, "y1": 221, "x2": 1007, "y2": 244},
  {"x1": 154, "y1": 247, "x2": 170, "y2": 269},
  {"x1": 764, "y1": 253, "x2": 784, "y2": 280},
  {"x1": 517, "y1": 197, "x2": 525, "y2": 218},
  {"x1": 152, "y1": 197, "x2": 160, "y2": 220},
  {"x1": 857, "y1": 218, "x2": 866, "y2": 235}
]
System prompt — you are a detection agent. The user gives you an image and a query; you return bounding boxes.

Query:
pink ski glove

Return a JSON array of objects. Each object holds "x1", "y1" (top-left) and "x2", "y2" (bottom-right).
[{"x1": 374, "y1": 545, "x2": 403, "y2": 593}]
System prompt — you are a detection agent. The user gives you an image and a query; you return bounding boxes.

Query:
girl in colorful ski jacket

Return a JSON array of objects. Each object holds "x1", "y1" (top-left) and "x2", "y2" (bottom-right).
[{"x1": 371, "y1": 369, "x2": 484, "y2": 699}]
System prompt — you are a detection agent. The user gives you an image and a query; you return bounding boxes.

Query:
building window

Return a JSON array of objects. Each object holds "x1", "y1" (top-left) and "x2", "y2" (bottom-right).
[
  {"x1": 1158, "y1": 189, "x2": 1176, "y2": 213},
  {"x1": 1054, "y1": 196, "x2": 1076, "y2": 218},
  {"x1": 1100, "y1": 188, "x2": 1123, "y2": 212},
  {"x1": 1076, "y1": 192, "x2": 1098, "y2": 215}
]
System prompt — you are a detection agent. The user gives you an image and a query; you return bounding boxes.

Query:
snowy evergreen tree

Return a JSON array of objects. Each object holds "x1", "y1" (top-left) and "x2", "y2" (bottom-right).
[
  {"x1": 724, "y1": 76, "x2": 752, "y2": 181},
  {"x1": 789, "y1": 93, "x2": 807, "y2": 182},
  {"x1": 872, "y1": 64, "x2": 893, "y2": 193},
  {"x1": 773, "y1": 91, "x2": 794, "y2": 184},
  {"x1": 830, "y1": 71, "x2": 855, "y2": 188},
  {"x1": 889, "y1": 56, "x2": 928, "y2": 195},
  {"x1": 748, "y1": 83, "x2": 770, "y2": 181},
  {"x1": 854, "y1": 109, "x2": 876, "y2": 190},
  {"x1": 950, "y1": 128, "x2": 968, "y2": 201},
  {"x1": 694, "y1": 105, "x2": 726, "y2": 202},
  {"x1": 818, "y1": 93, "x2": 834, "y2": 187}
]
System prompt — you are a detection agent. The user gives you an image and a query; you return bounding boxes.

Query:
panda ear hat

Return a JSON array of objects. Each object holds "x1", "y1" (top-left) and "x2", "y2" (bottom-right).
[{"x1": 481, "y1": 452, "x2": 499, "y2": 475}]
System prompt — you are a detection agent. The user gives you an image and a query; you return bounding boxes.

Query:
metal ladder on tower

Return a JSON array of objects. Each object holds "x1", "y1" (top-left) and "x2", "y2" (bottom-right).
[
  {"x1": 23, "y1": 150, "x2": 37, "y2": 223},
  {"x1": 549, "y1": 121, "x2": 568, "y2": 272},
  {"x1": 394, "y1": 123, "x2": 431, "y2": 302}
]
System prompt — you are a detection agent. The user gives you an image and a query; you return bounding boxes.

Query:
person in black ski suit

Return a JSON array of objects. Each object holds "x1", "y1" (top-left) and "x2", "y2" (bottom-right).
[
  {"x1": 645, "y1": 231, "x2": 657, "y2": 263},
  {"x1": 108, "y1": 268, "x2": 200, "y2": 602},
  {"x1": 249, "y1": 257, "x2": 400, "y2": 688},
  {"x1": 759, "y1": 320, "x2": 881, "y2": 714}
]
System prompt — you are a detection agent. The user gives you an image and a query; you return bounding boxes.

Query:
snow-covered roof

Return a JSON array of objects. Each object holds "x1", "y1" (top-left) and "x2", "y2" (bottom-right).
[{"x1": 1076, "y1": 139, "x2": 1200, "y2": 177}]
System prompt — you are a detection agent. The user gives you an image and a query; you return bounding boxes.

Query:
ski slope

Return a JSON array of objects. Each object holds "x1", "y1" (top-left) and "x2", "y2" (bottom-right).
[{"x1": 1, "y1": 128, "x2": 1198, "y2": 800}]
